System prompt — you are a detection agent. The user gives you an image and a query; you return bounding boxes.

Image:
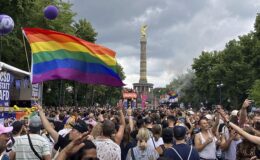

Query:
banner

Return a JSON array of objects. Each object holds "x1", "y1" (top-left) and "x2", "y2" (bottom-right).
[
  {"x1": 31, "y1": 84, "x2": 40, "y2": 100},
  {"x1": 123, "y1": 92, "x2": 137, "y2": 99},
  {"x1": 141, "y1": 94, "x2": 147, "y2": 110},
  {"x1": 0, "y1": 71, "x2": 13, "y2": 107}
]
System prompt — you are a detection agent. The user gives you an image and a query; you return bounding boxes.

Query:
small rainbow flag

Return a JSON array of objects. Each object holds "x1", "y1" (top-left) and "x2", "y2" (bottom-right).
[{"x1": 22, "y1": 28, "x2": 124, "y2": 87}]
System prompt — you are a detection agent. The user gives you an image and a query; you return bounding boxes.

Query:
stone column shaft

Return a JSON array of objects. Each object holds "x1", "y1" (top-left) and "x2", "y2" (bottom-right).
[{"x1": 139, "y1": 37, "x2": 147, "y2": 83}]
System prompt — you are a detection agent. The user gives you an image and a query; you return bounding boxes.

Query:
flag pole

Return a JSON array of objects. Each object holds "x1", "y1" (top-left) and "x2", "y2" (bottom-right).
[{"x1": 21, "y1": 28, "x2": 30, "y2": 72}]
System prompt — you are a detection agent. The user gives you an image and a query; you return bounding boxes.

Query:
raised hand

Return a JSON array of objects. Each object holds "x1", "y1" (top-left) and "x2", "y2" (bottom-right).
[
  {"x1": 242, "y1": 99, "x2": 252, "y2": 109},
  {"x1": 117, "y1": 99, "x2": 123, "y2": 110},
  {"x1": 218, "y1": 109, "x2": 229, "y2": 122},
  {"x1": 62, "y1": 132, "x2": 89, "y2": 156}
]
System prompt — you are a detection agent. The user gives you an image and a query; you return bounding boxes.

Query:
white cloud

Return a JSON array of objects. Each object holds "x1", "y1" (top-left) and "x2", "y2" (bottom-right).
[{"x1": 70, "y1": 0, "x2": 260, "y2": 88}]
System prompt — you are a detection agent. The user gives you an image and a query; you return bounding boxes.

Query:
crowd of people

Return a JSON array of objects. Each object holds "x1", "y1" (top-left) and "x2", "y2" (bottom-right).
[{"x1": 0, "y1": 99, "x2": 259, "y2": 160}]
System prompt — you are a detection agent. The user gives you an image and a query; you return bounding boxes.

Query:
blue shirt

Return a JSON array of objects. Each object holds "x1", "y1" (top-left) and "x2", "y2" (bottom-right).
[{"x1": 164, "y1": 143, "x2": 200, "y2": 160}]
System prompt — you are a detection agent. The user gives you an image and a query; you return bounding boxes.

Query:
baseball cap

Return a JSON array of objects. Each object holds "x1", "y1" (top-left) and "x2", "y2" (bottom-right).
[
  {"x1": 231, "y1": 110, "x2": 239, "y2": 116},
  {"x1": 0, "y1": 124, "x2": 13, "y2": 135},
  {"x1": 205, "y1": 114, "x2": 213, "y2": 120},
  {"x1": 71, "y1": 120, "x2": 88, "y2": 133},
  {"x1": 29, "y1": 115, "x2": 42, "y2": 132},
  {"x1": 173, "y1": 126, "x2": 186, "y2": 139},
  {"x1": 187, "y1": 111, "x2": 194, "y2": 115}
]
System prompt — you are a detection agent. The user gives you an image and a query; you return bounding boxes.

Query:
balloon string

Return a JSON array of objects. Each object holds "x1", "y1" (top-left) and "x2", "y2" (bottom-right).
[{"x1": 21, "y1": 29, "x2": 30, "y2": 72}]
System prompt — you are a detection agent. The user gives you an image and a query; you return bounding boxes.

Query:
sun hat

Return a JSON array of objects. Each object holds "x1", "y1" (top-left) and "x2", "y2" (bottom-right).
[{"x1": 0, "y1": 124, "x2": 13, "y2": 134}]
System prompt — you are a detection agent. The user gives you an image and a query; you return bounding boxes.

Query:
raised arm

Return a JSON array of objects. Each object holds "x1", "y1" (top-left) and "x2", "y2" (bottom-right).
[
  {"x1": 219, "y1": 109, "x2": 260, "y2": 145},
  {"x1": 37, "y1": 105, "x2": 59, "y2": 143},
  {"x1": 212, "y1": 112, "x2": 220, "y2": 136},
  {"x1": 239, "y1": 99, "x2": 251, "y2": 126},
  {"x1": 55, "y1": 133, "x2": 88, "y2": 160},
  {"x1": 127, "y1": 107, "x2": 134, "y2": 132},
  {"x1": 114, "y1": 107, "x2": 126, "y2": 145}
]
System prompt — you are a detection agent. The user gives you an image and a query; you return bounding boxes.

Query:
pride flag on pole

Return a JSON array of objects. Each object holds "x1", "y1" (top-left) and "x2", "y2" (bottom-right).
[{"x1": 22, "y1": 28, "x2": 124, "y2": 87}]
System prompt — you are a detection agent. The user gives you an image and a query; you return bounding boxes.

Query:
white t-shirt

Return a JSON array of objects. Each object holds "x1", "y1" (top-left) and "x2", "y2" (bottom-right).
[
  {"x1": 12, "y1": 134, "x2": 51, "y2": 160},
  {"x1": 147, "y1": 137, "x2": 164, "y2": 149}
]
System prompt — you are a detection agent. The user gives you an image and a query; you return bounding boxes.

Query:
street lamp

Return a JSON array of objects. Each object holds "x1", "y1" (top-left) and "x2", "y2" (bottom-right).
[{"x1": 216, "y1": 82, "x2": 224, "y2": 105}]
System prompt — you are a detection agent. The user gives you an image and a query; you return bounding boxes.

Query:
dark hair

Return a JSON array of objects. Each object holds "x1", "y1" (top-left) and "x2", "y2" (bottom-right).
[
  {"x1": 74, "y1": 140, "x2": 97, "y2": 160},
  {"x1": 167, "y1": 115, "x2": 177, "y2": 122},
  {"x1": 102, "y1": 120, "x2": 115, "y2": 137},
  {"x1": 59, "y1": 113, "x2": 65, "y2": 121},
  {"x1": 145, "y1": 117, "x2": 152, "y2": 124},
  {"x1": 12, "y1": 121, "x2": 23, "y2": 135},
  {"x1": 152, "y1": 124, "x2": 162, "y2": 135},
  {"x1": 162, "y1": 128, "x2": 173, "y2": 143},
  {"x1": 198, "y1": 117, "x2": 208, "y2": 125},
  {"x1": 136, "y1": 119, "x2": 144, "y2": 129}
]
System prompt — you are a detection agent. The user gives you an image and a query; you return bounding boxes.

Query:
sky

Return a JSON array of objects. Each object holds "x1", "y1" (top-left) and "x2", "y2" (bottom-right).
[{"x1": 69, "y1": 0, "x2": 260, "y2": 88}]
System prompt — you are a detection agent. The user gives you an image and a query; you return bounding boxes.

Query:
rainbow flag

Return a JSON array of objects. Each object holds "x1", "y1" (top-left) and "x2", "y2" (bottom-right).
[{"x1": 22, "y1": 28, "x2": 124, "y2": 87}]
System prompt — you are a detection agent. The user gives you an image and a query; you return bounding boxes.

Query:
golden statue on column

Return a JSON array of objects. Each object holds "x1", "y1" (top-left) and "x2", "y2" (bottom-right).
[{"x1": 141, "y1": 24, "x2": 148, "y2": 38}]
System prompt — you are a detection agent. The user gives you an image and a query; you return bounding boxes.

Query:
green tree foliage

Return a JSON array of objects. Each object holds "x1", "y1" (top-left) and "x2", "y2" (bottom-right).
[
  {"x1": 0, "y1": 0, "x2": 76, "y2": 70},
  {"x1": 249, "y1": 79, "x2": 260, "y2": 106},
  {"x1": 0, "y1": 0, "x2": 125, "y2": 107},
  {"x1": 168, "y1": 13, "x2": 260, "y2": 109},
  {"x1": 73, "y1": 19, "x2": 98, "y2": 42}
]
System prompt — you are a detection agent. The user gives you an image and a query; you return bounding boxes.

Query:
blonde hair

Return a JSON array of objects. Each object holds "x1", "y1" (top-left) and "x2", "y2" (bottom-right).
[
  {"x1": 91, "y1": 122, "x2": 103, "y2": 138},
  {"x1": 137, "y1": 128, "x2": 150, "y2": 141}
]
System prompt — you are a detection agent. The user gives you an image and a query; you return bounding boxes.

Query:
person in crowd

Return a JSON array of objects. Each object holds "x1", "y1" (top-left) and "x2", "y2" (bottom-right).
[
  {"x1": 219, "y1": 103, "x2": 260, "y2": 145},
  {"x1": 164, "y1": 126, "x2": 200, "y2": 160},
  {"x1": 121, "y1": 108, "x2": 135, "y2": 160},
  {"x1": 93, "y1": 120, "x2": 121, "y2": 160},
  {"x1": 167, "y1": 115, "x2": 177, "y2": 131},
  {"x1": 3, "y1": 120, "x2": 26, "y2": 158},
  {"x1": 56, "y1": 132, "x2": 98, "y2": 160},
  {"x1": 0, "y1": 124, "x2": 13, "y2": 160},
  {"x1": 126, "y1": 128, "x2": 159, "y2": 160},
  {"x1": 147, "y1": 124, "x2": 164, "y2": 149},
  {"x1": 53, "y1": 113, "x2": 65, "y2": 132},
  {"x1": 9, "y1": 115, "x2": 51, "y2": 160},
  {"x1": 219, "y1": 116, "x2": 242, "y2": 160},
  {"x1": 194, "y1": 117, "x2": 218, "y2": 160},
  {"x1": 144, "y1": 117, "x2": 153, "y2": 131},
  {"x1": 236, "y1": 128, "x2": 256, "y2": 160},
  {"x1": 37, "y1": 104, "x2": 89, "y2": 153},
  {"x1": 156, "y1": 128, "x2": 174, "y2": 157}
]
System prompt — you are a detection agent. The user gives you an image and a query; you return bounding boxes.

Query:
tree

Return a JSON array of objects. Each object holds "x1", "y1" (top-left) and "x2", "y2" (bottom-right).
[
  {"x1": 73, "y1": 19, "x2": 98, "y2": 42},
  {"x1": 249, "y1": 79, "x2": 260, "y2": 106},
  {"x1": 0, "y1": 0, "x2": 76, "y2": 70},
  {"x1": 1, "y1": 0, "x2": 126, "y2": 107}
]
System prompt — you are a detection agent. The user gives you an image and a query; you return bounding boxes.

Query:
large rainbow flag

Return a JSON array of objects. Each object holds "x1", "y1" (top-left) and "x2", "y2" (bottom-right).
[{"x1": 22, "y1": 28, "x2": 124, "y2": 87}]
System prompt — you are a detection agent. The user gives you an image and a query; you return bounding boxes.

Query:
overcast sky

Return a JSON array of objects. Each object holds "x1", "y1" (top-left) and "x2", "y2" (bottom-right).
[{"x1": 69, "y1": 0, "x2": 260, "y2": 88}]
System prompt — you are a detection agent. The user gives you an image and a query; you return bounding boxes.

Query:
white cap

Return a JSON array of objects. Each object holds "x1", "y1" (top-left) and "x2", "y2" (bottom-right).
[
  {"x1": 205, "y1": 114, "x2": 213, "y2": 120},
  {"x1": 231, "y1": 110, "x2": 239, "y2": 116},
  {"x1": 187, "y1": 111, "x2": 194, "y2": 115}
]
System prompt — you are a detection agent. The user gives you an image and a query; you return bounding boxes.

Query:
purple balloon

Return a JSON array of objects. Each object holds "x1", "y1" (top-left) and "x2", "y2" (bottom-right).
[
  {"x1": 44, "y1": 5, "x2": 59, "y2": 20},
  {"x1": 0, "y1": 14, "x2": 14, "y2": 35}
]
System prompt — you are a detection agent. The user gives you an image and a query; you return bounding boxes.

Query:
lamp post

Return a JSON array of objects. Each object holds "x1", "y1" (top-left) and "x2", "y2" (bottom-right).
[{"x1": 216, "y1": 82, "x2": 224, "y2": 105}]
